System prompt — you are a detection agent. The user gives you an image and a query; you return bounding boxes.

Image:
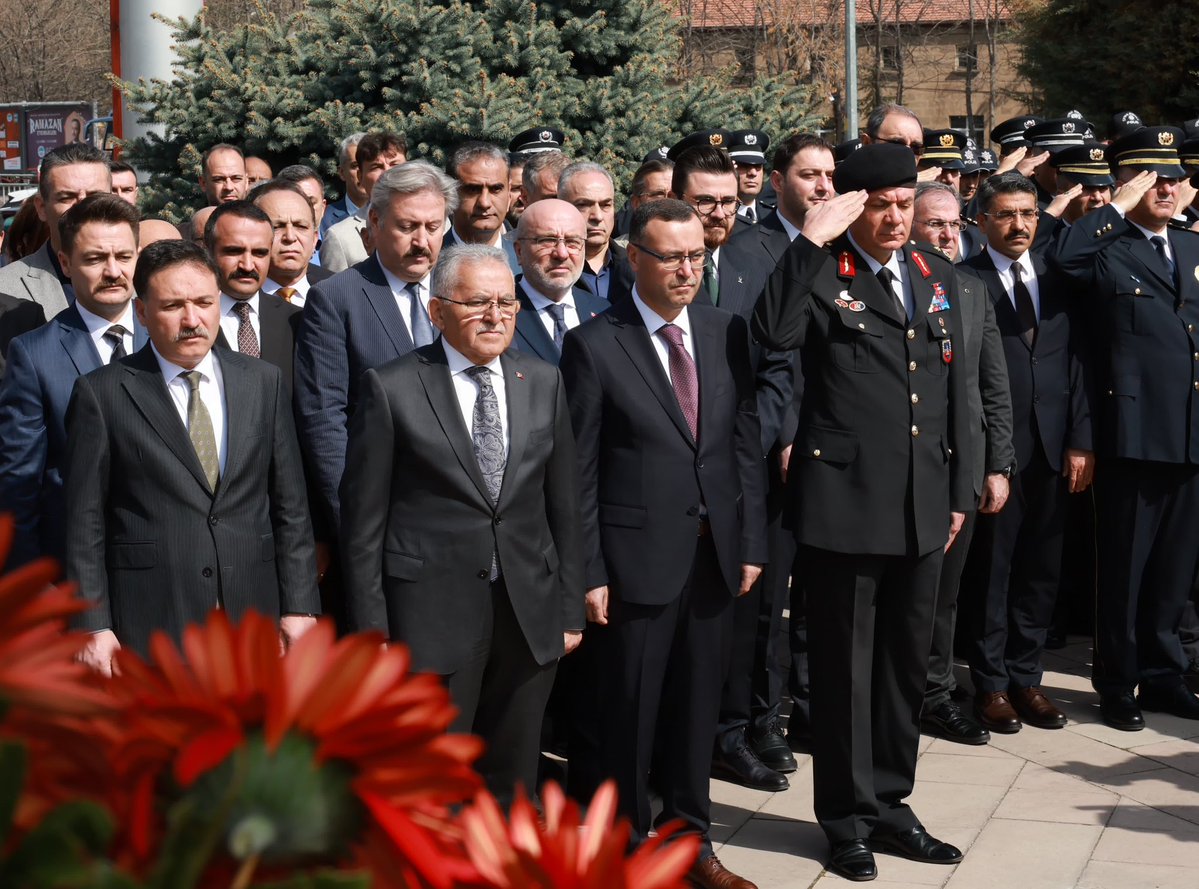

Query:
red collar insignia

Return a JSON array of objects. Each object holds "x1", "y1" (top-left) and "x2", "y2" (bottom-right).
[
  {"x1": 910, "y1": 251, "x2": 932, "y2": 279},
  {"x1": 838, "y1": 251, "x2": 856, "y2": 278}
]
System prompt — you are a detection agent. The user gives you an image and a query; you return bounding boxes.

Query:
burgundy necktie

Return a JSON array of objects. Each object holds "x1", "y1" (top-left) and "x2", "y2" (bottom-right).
[{"x1": 658, "y1": 323, "x2": 699, "y2": 441}]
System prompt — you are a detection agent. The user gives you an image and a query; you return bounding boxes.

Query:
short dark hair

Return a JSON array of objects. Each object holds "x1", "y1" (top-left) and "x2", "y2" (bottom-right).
[
  {"x1": 38, "y1": 143, "x2": 109, "y2": 198},
  {"x1": 628, "y1": 198, "x2": 699, "y2": 244},
  {"x1": 975, "y1": 170, "x2": 1037, "y2": 213},
  {"x1": 447, "y1": 141, "x2": 509, "y2": 179},
  {"x1": 204, "y1": 200, "x2": 273, "y2": 251},
  {"x1": 670, "y1": 147, "x2": 736, "y2": 197},
  {"x1": 201, "y1": 143, "x2": 244, "y2": 174},
  {"x1": 58, "y1": 193, "x2": 141, "y2": 255},
  {"x1": 277, "y1": 164, "x2": 325, "y2": 191},
  {"x1": 356, "y1": 132, "x2": 408, "y2": 168},
  {"x1": 632, "y1": 159, "x2": 674, "y2": 196},
  {"x1": 249, "y1": 179, "x2": 317, "y2": 224},
  {"x1": 108, "y1": 159, "x2": 136, "y2": 177},
  {"x1": 771, "y1": 133, "x2": 835, "y2": 175},
  {"x1": 133, "y1": 239, "x2": 218, "y2": 301}
]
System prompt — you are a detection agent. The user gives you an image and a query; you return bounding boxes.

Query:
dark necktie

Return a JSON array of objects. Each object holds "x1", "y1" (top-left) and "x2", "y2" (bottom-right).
[
  {"x1": 466, "y1": 366, "x2": 505, "y2": 580},
  {"x1": 1151, "y1": 235, "x2": 1177, "y2": 284},
  {"x1": 876, "y1": 266, "x2": 906, "y2": 321},
  {"x1": 702, "y1": 253, "x2": 719, "y2": 306},
  {"x1": 1011, "y1": 262, "x2": 1038, "y2": 347},
  {"x1": 744, "y1": 204, "x2": 756, "y2": 224},
  {"x1": 544, "y1": 302, "x2": 568, "y2": 350},
  {"x1": 233, "y1": 301, "x2": 259, "y2": 358},
  {"x1": 184, "y1": 371, "x2": 220, "y2": 491},
  {"x1": 103, "y1": 324, "x2": 128, "y2": 363},
  {"x1": 658, "y1": 323, "x2": 699, "y2": 441},
  {"x1": 408, "y1": 283, "x2": 435, "y2": 347}
]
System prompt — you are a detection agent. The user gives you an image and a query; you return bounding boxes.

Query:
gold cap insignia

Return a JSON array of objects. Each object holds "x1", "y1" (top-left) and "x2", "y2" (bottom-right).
[
  {"x1": 1159, "y1": 131, "x2": 1175, "y2": 146},
  {"x1": 1090, "y1": 148, "x2": 1105, "y2": 161},
  {"x1": 939, "y1": 133, "x2": 954, "y2": 147},
  {"x1": 710, "y1": 133, "x2": 724, "y2": 147}
]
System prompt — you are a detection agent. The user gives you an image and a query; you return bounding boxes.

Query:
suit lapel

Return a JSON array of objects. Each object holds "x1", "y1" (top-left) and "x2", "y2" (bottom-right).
[
  {"x1": 1123, "y1": 234, "x2": 1176, "y2": 292},
  {"x1": 716, "y1": 250, "x2": 750, "y2": 316},
  {"x1": 214, "y1": 352, "x2": 257, "y2": 497},
  {"x1": 973, "y1": 253, "x2": 1031, "y2": 352},
  {"x1": 1170, "y1": 230, "x2": 1199, "y2": 305},
  {"x1": 514, "y1": 283, "x2": 559, "y2": 361},
  {"x1": 55, "y1": 308, "x2": 102, "y2": 376},
  {"x1": 362, "y1": 256, "x2": 414, "y2": 355},
  {"x1": 257, "y1": 293, "x2": 287, "y2": 366},
  {"x1": 121, "y1": 347, "x2": 213, "y2": 496},
  {"x1": 416, "y1": 350, "x2": 493, "y2": 507},
  {"x1": 836, "y1": 239, "x2": 904, "y2": 326},
  {"x1": 610, "y1": 302, "x2": 696, "y2": 448},
  {"x1": 496, "y1": 353, "x2": 530, "y2": 506},
  {"x1": 904, "y1": 246, "x2": 939, "y2": 321},
  {"x1": 691, "y1": 310, "x2": 723, "y2": 445}
]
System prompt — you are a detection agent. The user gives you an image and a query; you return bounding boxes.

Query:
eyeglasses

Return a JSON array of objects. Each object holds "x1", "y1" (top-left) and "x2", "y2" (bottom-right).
[
  {"x1": 983, "y1": 209, "x2": 1040, "y2": 223},
  {"x1": 883, "y1": 137, "x2": 924, "y2": 155},
  {"x1": 689, "y1": 196, "x2": 742, "y2": 215},
  {"x1": 518, "y1": 236, "x2": 586, "y2": 253},
  {"x1": 917, "y1": 219, "x2": 967, "y2": 232},
  {"x1": 436, "y1": 296, "x2": 520, "y2": 318},
  {"x1": 635, "y1": 189, "x2": 670, "y2": 200},
  {"x1": 630, "y1": 243, "x2": 707, "y2": 271}
]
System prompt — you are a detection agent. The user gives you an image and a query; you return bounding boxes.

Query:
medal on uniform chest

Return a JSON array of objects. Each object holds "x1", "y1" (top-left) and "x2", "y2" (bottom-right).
[
  {"x1": 928, "y1": 281, "x2": 951, "y2": 313},
  {"x1": 941, "y1": 339, "x2": 953, "y2": 364}
]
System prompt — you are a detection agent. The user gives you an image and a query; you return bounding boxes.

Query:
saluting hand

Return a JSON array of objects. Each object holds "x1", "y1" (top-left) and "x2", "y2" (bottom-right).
[
  {"x1": 996, "y1": 146, "x2": 1028, "y2": 174},
  {"x1": 800, "y1": 190, "x2": 868, "y2": 247},
  {"x1": 585, "y1": 585, "x2": 609, "y2": 625},
  {"x1": 1045, "y1": 184, "x2": 1082, "y2": 219},
  {"x1": 1113, "y1": 171, "x2": 1157, "y2": 214},
  {"x1": 1063, "y1": 448, "x2": 1095, "y2": 493},
  {"x1": 917, "y1": 166, "x2": 942, "y2": 183}
]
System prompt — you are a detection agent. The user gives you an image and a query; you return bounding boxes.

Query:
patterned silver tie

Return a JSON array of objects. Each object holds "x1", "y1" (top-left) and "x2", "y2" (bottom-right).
[
  {"x1": 103, "y1": 324, "x2": 128, "y2": 362},
  {"x1": 466, "y1": 366, "x2": 504, "y2": 579},
  {"x1": 185, "y1": 371, "x2": 220, "y2": 491}
]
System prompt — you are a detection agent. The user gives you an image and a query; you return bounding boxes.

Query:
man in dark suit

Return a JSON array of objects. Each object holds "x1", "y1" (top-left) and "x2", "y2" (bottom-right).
[
  {"x1": 1048, "y1": 127, "x2": 1199, "y2": 729},
  {"x1": 961, "y1": 172, "x2": 1093, "y2": 734},
  {"x1": 509, "y1": 199, "x2": 608, "y2": 364},
  {"x1": 251, "y1": 180, "x2": 333, "y2": 308},
  {"x1": 558, "y1": 162, "x2": 635, "y2": 304},
  {"x1": 294, "y1": 161, "x2": 458, "y2": 534},
  {"x1": 442, "y1": 142, "x2": 521, "y2": 273},
  {"x1": 341, "y1": 243, "x2": 583, "y2": 805},
  {"x1": 0, "y1": 293, "x2": 44, "y2": 379},
  {"x1": 64, "y1": 240, "x2": 319, "y2": 672},
  {"x1": 205, "y1": 202, "x2": 302, "y2": 387},
  {"x1": 0, "y1": 194, "x2": 144, "y2": 570},
  {"x1": 753, "y1": 144, "x2": 973, "y2": 881},
  {"x1": 560, "y1": 200, "x2": 766, "y2": 889},
  {"x1": 669, "y1": 145, "x2": 792, "y2": 792}
]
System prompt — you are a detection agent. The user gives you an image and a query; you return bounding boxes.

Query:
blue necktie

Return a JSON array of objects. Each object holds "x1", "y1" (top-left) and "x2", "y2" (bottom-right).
[{"x1": 408, "y1": 283, "x2": 435, "y2": 347}]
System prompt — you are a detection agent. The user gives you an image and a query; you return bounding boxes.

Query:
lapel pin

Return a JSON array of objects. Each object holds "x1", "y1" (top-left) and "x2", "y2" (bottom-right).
[
  {"x1": 515, "y1": 371, "x2": 525, "y2": 380},
  {"x1": 737, "y1": 275, "x2": 744, "y2": 284}
]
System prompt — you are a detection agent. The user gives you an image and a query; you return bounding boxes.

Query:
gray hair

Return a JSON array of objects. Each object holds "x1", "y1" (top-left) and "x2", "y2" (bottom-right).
[
  {"x1": 371, "y1": 160, "x2": 460, "y2": 217},
  {"x1": 338, "y1": 132, "x2": 366, "y2": 166},
  {"x1": 447, "y1": 142, "x2": 509, "y2": 180},
  {"x1": 915, "y1": 181, "x2": 962, "y2": 207},
  {"x1": 558, "y1": 161, "x2": 614, "y2": 198},
  {"x1": 864, "y1": 104, "x2": 921, "y2": 139},
  {"x1": 431, "y1": 243, "x2": 511, "y2": 299},
  {"x1": 522, "y1": 150, "x2": 572, "y2": 195}
]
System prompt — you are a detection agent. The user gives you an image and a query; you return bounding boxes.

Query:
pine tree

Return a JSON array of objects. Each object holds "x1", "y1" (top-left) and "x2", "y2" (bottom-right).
[{"x1": 121, "y1": 0, "x2": 820, "y2": 219}]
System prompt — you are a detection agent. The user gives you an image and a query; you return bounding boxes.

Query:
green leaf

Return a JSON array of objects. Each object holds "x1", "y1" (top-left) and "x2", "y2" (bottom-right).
[
  {"x1": 0, "y1": 739, "x2": 28, "y2": 843},
  {"x1": 0, "y1": 800, "x2": 117, "y2": 886}
]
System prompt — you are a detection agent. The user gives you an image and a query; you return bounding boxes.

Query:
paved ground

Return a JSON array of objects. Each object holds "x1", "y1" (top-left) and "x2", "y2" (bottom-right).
[{"x1": 708, "y1": 639, "x2": 1199, "y2": 889}]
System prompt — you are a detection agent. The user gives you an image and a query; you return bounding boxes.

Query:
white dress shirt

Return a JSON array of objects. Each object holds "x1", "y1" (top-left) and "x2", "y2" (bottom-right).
[
  {"x1": 263, "y1": 275, "x2": 310, "y2": 307},
  {"x1": 524, "y1": 282, "x2": 580, "y2": 341},
  {"x1": 847, "y1": 232, "x2": 915, "y2": 319},
  {"x1": 151, "y1": 343, "x2": 228, "y2": 474},
  {"x1": 218, "y1": 292, "x2": 261, "y2": 352},
  {"x1": 632, "y1": 287, "x2": 695, "y2": 382},
  {"x1": 777, "y1": 208, "x2": 803, "y2": 243},
  {"x1": 1128, "y1": 219, "x2": 1175, "y2": 266},
  {"x1": 442, "y1": 339, "x2": 509, "y2": 458},
  {"x1": 75, "y1": 300, "x2": 135, "y2": 364},
  {"x1": 379, "y1": 266, "x2": 433, "y2": 342},
  {"x1": 985, "y1": 245, "x2": 1041, "y2": 321}
]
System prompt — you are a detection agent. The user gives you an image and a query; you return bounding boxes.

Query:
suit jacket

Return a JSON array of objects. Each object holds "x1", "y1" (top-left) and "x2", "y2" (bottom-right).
[
  {"x1": 63, "y1": 346, "x2": 319, "y2": 655},
  {"x1": 0, "y1": 292, "x2": 45, "y2": 379},
  {"x1": 511, "y1": 279, "x2": 610, "y2": 365},
  {"x1": 442, "y1": 227, "x2": 521, "y2": 274},
  {"x1": 728, "y1": 208, "x2": 791, "y2": 266},
  {"x1": 293, "y1": 254, "x2": 418, "y2": 531},
  {"x1": 320, "y1": 212, "x2": 368, "y2": 273},
  {"x1": 1048, "y1": 203, "x2": 1199, "y2": 462},
  {"x1": 963, "y1": 251, "x2": 1090, "y2": 474},
  {"x1": 752, "y1": 234, "x2": 975, "y2": 556},
  {"x1": 575, "y1": 241, "x2": 635, "y2": 305},
  {"x1": 0, "y1": 304, "x2": 147, "y2": 568},
  {"x1": 320, "y1": 194, "x2": 355, "y2": 238},
  {"x1": 559, "y1": 297, "x2": 768, "y2": 605},
  {"x1": 341, "y1": 343, "x2": 584, "y2": 672},
  {"x1": 307, "y1": 263, "x2": 335, "y2": 285},
  {"x1": 0, "y1": 243, "x2": 71, "y2": 319},
  {"x1": 215, "y1": 292, "x2": 302, "y2": 387}
]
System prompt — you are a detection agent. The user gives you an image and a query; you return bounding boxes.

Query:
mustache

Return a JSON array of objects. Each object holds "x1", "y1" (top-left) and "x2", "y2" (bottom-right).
[{"x1": 175, "y1": 325, "x2": 210, "y2": 342}]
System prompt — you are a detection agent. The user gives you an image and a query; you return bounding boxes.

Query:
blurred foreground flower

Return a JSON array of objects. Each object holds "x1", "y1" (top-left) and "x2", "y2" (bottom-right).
[{"x1": 461, "y1": 780, "x2": 698, "y2": 889}]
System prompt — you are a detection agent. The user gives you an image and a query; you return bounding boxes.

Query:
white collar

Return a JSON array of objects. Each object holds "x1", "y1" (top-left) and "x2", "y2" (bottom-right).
[
  {"x1": 776, "y1": 208, "x2": 803, "y2": 242},
  {"x1": 846, "y1": 232, "x2": 903, "y2": 278},
  {"x1": 220, "y1": 292, "x2": 260, "y2": 315},
  {"x1": 632, "y1": 287, "x2": 691, "y2": 338},
  {"x1": 441, "y1": 337, "x2": 502, "y2": 376},
  {"x1": 75, "y1": 299, "x2": 134, "y2": 336},
  {"x1": 150, "y1": 341, "x2": 219, "y2": 383},
  {"x1": 379, "y1": 264, "x2": 431, "y2": 298},
  {"x1": 522, "y1": 280, "x2": 573, "y2": 311},
  {"x1": 985, "y1": 244, "x2": 1034, "y2": 278},
  {"x1": 263, "y1": 275, "x2": 308, "y2": 295}
]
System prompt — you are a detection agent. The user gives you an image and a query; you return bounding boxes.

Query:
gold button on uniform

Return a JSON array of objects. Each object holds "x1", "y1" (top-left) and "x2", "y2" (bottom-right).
[
  {"x1": 911, "y1": 425, "x2": 920, "y2": 436},
  {"x1": 911, "y1": 393, "x2": 919, "y2": 404},
  {"x1": 906, "y1": 329, "x2": 916, "y2": 340},
  {"x1": 813, "y1": 449, "x2": 822, "y2": 457}
]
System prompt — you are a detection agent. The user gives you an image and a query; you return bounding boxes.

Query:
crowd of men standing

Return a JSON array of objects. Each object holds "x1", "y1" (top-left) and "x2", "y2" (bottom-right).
[{"x1": 2, "y1": 104, "x2": 1199, "y2": 887}]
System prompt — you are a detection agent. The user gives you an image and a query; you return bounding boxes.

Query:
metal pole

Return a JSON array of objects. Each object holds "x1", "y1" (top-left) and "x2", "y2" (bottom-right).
[
  {"x1": 112, "y1": 0, "x2": 204, "y2": 144},
  {"x1": 846, "y1": 0, "x2": 858, "y2": 139}
]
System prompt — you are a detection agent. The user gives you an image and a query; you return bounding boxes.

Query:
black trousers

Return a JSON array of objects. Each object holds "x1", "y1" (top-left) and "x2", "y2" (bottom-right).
[
  {"x1": 924, "y1": 509, "x2": 977, "y2": 709},
  {"x1": 966, "y1": 448, "x2": 1068, "y2": 693},
  {"x1": 1093, "y1": 459, "x2": 1199, "y2": 695},
  {"x1": 600, "y1": 535, "x2": 733, "y2": 854},
  {"x1": 804, "y1": 545, "x2": 941, "y2": 844},
  {"x1": 447, "y1": 577, "x2": 557, "y2": 808}
]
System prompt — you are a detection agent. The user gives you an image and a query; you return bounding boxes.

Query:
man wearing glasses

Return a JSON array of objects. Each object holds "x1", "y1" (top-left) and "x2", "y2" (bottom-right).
[{"x1": 341, "y1": 243, "x2": 584, "y2": 807}]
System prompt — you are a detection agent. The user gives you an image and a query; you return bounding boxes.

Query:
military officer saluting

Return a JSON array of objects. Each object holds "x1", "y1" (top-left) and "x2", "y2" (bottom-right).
[{"x1": 752, "y1": 143, "x2": 974, "y2": 882}]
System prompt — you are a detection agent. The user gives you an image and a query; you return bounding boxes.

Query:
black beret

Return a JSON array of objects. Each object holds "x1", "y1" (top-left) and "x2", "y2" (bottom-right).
[{"x1": 833, "y1": 143, "x2": 917, "y2": 193}]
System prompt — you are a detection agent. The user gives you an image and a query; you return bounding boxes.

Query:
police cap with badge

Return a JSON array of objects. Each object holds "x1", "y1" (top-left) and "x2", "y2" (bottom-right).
[
  {"x1": 1108, "y1": 111, "x2": 1144, "y2": 142},
  {"x1": 1025, "y1": 118, "x2": 1087, "y2": 154},
  {"x1": 728, "y1": 129, "x2": 770, "y2": 166},
  {"x1": 991, "y1": 115, "x2": 1041, "y2": 156},
  {"x1": 509, "y1": 127, "x2": 565, "y2": 155},
  {"x1": 1052, "y1": 141, "x2": 1115, "y2": 188},
  {"x1": 667, "y1": 129, "x2": 731, "y2": 162},
  {"x1": 1106, "y1": 126, "x2": 1188, "y2": 178},
  {"x1": 920, "y1": 129, "x2": 967, "y2": 170},
  {"x1": 834, "y1": 138, "x2": 862, "y2": 165}
]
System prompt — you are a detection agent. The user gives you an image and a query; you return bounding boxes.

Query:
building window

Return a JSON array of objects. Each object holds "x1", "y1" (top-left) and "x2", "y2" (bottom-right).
[
  {"x1": 881, "y1": 45, "x2": 899, "y2": 70},
  {"x1": 957, "y1": 45, "x2": 978, "y2": 76},
  {"x1": 950, "y1": 115, "x2": 986, "y2": 143}
]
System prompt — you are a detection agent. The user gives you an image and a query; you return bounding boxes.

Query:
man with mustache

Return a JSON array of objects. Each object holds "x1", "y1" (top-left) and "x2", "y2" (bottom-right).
[
  {"x1": 63, "y1": 239, "x2": 319, "y2": 671},
  {"x1": 443, "y1": 142, "x2": 520, "y2": 272},
  {"x1": 206, "y1": 201, "x2": 302, "y2": 387},
  {"x1": 0, "y1": 194, "x2": 146, "y2": 570},
  {"x1": 251, "y1": 180, "x2": 334, "y2": 309},
  {"x1": 960, "y1": 171, "x2": 1092, "y2": 736}
]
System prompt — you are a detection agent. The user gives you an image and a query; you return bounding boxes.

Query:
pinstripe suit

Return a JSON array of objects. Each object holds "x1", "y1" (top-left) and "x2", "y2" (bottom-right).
[{"x1": 63, "y1": 345, "x2": 319, "y2": 655}]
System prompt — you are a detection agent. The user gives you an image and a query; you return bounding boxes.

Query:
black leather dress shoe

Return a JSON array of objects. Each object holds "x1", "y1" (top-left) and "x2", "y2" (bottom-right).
[
  {"x1": 751, "y1": 720, "x2": 798, "y2": 773},
  {"x1": 871, "y1": 826, "x2": 963, "y2": 864},
  {"x1": 1139, "y1": 684, "x2": 1199, "y2": 720},
  {"x1": 921, "y1": 700, "x2": 991, "y2": 745},
  {"x1": 712, "y1": 735, "x2": 789, "y2": 791},
  {"x1": 1100, "y1": 692, "x2": 1145, "y2": 731},
  {"x1": 827, "y1": 839, "x2": 877, "y2": 882}
]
